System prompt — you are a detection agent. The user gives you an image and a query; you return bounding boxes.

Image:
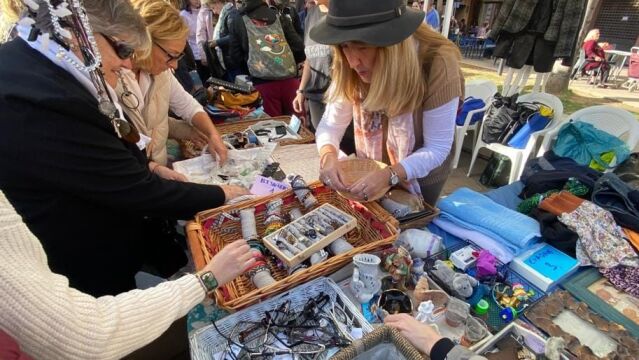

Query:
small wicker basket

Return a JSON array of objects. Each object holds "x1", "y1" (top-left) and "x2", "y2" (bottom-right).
[
  {"x1": 179, "y1": 116, "x2": 315, "y2": 159},
  {"x1": 337, "y1": 158, "x2": 390, "y2": 202},
  {"x1": 186, "y1": 181, "x2": 399, "y2": 310}
]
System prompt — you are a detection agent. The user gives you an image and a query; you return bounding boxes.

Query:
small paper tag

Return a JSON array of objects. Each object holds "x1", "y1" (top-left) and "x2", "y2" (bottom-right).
[
  {"x1": 289, "y1": 114, "x2": 302, "y2": 134},
  {"x1": 250, "y1": 175, "x2": 290, "y2": 195}
]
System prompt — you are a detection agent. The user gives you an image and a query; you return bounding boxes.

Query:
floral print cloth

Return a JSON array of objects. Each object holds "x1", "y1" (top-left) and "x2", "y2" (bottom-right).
[{"x1": 559, "y1": 200, "x2": 639, "y2": 268}]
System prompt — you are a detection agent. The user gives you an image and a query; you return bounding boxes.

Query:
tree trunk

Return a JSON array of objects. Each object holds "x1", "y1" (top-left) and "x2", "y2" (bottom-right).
[{"x1": 545, "y1": 0, "x2": 601, "y2": 94}]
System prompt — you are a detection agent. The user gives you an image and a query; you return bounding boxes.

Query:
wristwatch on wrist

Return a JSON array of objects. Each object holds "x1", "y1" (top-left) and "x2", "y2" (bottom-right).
[
  {"x1": 197, "y1": 271, "x2": 219, "y2": 293},
  {"x1": 295, "y1": 89, "x2": 303, "y2": 94},
  {"x1": 388, "y1": 167, "x2": 400, "y2": 186}
]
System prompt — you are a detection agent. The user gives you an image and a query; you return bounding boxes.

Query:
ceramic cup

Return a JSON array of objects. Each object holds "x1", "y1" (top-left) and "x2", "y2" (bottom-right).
[{"x1": 353, "y1": 253, "x2": 381, "y2": 278}]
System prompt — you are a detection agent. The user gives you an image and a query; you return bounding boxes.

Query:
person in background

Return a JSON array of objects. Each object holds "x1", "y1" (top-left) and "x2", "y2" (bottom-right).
[
  {"x1": 582, "y1": 28, "x2": 611, "y2": 88},
  {"x1": 270, "y1": 0, "x2": 304, "y2": 37},
  {"x1": 117, "y1": 0, "x2": 228, "y2": 171},
  {"x1": 476, "y1": 21, "x2": 489, "y2": 39},
  {"x1": 412, "y1": 1, "x2": 421, "y2": 10},
  {"x1": 458, "y1": 18, "x2": 467, "y2": 35},
  {"x1": 292, "y1": 0, "x2": 330, "y2": 130},
  {"x1": 196, "y1": 0, "x2": 223, "y2": 67},
  {"x1": 423, "y1": 0, "x2": 440, "y2": 32},
  {"x1": 228, "y1": 0, "x2": 305, "y2": 116},
  {"x1": 297, "y1": 0, "x2": 316, "y2": 32},
  {"x1": 385, "y1": 314, "x2": 487, "y2": 360},
  {"x1": 0, "y1": 190, "x2": 254, "y2": 360},
  {"x1": 313, "y1": 0, "x2": 463, "y2": 206},
  {"x1": 181, "y1": 0, "x2": 210, "y2": 84}
]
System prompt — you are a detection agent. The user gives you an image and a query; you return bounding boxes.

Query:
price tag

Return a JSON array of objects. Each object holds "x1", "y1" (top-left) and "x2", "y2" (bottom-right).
[{"x1": 250, "y1": 175, "x2": 290, "y2": 195}]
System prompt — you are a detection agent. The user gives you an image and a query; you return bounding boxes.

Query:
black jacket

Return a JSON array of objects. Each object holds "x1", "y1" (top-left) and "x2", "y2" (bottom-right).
[
  {"x1": 0, "y1": 39, "x2": 226, "y2": 296},
  {"x1": 228, "y1": 4, "x2": 305, "y2": 83}
]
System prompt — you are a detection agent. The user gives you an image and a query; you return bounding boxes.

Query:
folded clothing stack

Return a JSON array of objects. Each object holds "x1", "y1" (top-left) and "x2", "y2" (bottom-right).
[{"x1": 437, "y1": 187, "x2": 541, "y2": 255}]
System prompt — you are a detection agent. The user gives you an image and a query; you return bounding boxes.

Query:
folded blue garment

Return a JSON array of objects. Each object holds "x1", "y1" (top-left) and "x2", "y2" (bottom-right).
[{"x1": 437, "y1": 187, "x2": 541, "y2": 254}]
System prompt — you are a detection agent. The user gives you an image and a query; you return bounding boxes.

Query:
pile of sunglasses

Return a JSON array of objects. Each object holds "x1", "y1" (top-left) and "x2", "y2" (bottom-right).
[{"x1": 212, "y1": 293, "x2": 357, "y2": 359}]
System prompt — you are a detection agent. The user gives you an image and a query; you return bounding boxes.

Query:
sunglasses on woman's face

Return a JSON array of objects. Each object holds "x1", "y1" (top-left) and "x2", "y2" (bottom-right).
[
  {"x1": 101, "y1": 34, "x2": 135, "y2": 60},
  {"x1": 154, "y1": 43, "x2": 185, "y2": 64}
]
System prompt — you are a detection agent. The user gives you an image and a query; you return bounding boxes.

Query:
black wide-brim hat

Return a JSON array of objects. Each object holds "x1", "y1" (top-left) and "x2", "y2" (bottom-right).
[{"x1": 310, "y1": 0, "x2": 425, "y2": 47}]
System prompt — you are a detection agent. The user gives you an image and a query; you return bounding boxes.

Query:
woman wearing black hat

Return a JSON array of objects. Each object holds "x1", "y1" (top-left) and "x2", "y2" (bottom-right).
[{"x1": 313, "y1": 0, "x2": 463, "y2": 207}]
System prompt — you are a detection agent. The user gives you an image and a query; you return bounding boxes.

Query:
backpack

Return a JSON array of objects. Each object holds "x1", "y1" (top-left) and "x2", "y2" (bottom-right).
[
  {"x1": 480, "y1": 93, "x2": 519, "y2": 144},
  {"x1": 242, "y1": 15, "x2": 297, "y2": 80},
  {"x1": 456, "y1": 97, "x2": 486, "y2": 126}
]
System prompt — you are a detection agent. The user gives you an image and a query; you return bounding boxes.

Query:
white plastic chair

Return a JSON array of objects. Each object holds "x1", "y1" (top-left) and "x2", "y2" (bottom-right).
[
  {"x1": 467, "y1": 92, "x2": 564, "y2": 184},
  {"x1": 452, "y1": 79, "x2": 498, "y2": 169},
  {"x1": 537, "y1": 105, "x2": 639, "y2": 165}
]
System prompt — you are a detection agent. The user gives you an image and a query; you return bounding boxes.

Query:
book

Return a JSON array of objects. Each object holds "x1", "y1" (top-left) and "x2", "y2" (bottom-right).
[{"x1": 509, "y1": 243, "x2": 579, "y2": 292}]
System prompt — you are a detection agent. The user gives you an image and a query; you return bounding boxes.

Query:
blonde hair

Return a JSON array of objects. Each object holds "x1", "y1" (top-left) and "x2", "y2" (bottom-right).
[
  {"x1": 327, "y1": 23, "x2": 461, "y2": 117},
  {"x1": 130, "y1": 0, "x2": 189, "y2": 72},
  {"x1": 584, "y1": 28, "x2": 600, "y2": 42}
]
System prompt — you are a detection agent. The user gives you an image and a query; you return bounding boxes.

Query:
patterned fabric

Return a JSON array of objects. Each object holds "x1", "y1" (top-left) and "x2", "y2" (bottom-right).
[
  {"x1": 600, "y1": 266, "x2": 639, "y2": 298},
  {"x1": 559, "y1": 201, "x2": 639, "y2": 268},
  {"x1": 352, "y1": 104, "x2": 415, "y2": 173},
  {"x1": 242, "y1": 15, "x2": 297, "y2": 80}
]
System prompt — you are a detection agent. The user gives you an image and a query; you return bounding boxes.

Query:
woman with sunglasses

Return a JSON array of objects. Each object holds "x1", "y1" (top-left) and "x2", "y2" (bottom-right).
[
  {"x1": 111, "y1": 0, "x2": 228, "y2": 178},
  {"x1": 0, "y1": 0, "x2": 255, "y2": 359}
]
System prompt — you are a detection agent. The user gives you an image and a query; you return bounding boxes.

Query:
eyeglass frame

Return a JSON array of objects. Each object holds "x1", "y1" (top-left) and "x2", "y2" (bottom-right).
[
  {"x1": 101, "y1": 33, "x2": 135, "y2": 60},
  {"x1": 154, "y1": 42, "x2": 185, "y2": 64}
]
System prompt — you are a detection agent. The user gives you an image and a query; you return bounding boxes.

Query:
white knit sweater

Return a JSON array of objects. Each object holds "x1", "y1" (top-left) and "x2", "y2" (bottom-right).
[{"x1": 0, "y1": 191, "x2": 205, "y2": 359}]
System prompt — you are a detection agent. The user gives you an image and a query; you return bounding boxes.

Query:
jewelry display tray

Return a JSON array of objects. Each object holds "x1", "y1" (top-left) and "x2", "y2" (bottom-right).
[{"x1": 262, "y1": 203, "x2": 357, "y2": 267}]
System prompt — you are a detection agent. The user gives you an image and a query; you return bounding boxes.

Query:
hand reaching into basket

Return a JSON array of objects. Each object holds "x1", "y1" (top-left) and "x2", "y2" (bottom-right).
[
  {"x1": 220, "y1": 185, "x2": 251, "y2": 202},
  {"x1": 319, "y1": 146, "x2": 348, "y2": 192},
  {"x1": 347, "y1": 168, "x2": 390, "y2": 202},
  {"x1": 384, "y1": 313, "x2": 443, "y2": 355},
  {"x1": 204, "y1": 239, "x2": 256, "y2": 286}
]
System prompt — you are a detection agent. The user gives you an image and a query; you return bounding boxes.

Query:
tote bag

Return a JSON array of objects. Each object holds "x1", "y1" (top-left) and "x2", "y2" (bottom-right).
[{"x1": 553, "y1": 120, "x2": 630, "y2": 169}]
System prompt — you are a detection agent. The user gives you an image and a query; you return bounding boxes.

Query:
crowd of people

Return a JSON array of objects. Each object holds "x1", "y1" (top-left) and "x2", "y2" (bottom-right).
[{"x1": 0, "y1": 0, "x2": 483, "y2": 359}]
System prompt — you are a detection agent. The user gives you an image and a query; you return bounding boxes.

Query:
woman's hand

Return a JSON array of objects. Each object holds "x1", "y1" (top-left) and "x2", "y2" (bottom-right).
[
  {"x1": 292, "y1": 92, "x2": 305, "y2": 114},
  {"x1": 384, "y1": 314, "x2": 443, "y2": 355},
  {"x1": 154, "y1": 165, "x2": 188, "y2": 182},
  {"x1": 347, "y1": 168, "x2": 390, "y2": 202},
  {"x1": 203, "y1": 239, "x2": 255, "y2": 286},
  {"x1": 207, "y1": 128, "x2": 228, "y2": 165},
  {"x1": 220, "y1": 184, "x2": 250, "y2": 201},
  {"x1": 319, "y1": 152, "x2": 348, "y2": 192}
]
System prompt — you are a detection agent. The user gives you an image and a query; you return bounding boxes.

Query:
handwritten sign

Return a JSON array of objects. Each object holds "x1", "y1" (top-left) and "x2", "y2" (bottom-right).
[
  {"x1": 523, "y1": 244, "x2": 578, "y2": 281},
  {"x1": 250, "y1": 175, "x2": 290, "y2": 196}
]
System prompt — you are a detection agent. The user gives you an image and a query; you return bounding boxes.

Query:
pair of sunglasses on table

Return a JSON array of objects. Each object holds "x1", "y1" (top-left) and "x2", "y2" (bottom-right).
[{"x1": 102, "y1": 34, "x2": 185, "y2": 63}]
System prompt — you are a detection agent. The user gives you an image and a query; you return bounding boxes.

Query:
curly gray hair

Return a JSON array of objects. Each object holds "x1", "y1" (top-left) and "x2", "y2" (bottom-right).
[{"x1": 25, "y1": 0, "x2": 150, "y2": 54}]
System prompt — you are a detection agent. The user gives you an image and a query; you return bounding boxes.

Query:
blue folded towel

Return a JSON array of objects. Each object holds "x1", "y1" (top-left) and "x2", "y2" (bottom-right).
[{"x1": 438, "y1": 187, "x2": 541, "y2": 254}]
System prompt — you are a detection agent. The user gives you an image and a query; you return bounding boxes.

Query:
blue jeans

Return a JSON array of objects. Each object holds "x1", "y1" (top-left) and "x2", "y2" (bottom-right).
[{"x1": 592, "y1": 172, "x2": 639, "y2": 231}]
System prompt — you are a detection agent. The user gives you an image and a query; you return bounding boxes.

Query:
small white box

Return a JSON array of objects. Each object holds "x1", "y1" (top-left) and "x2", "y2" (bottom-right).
[{"x1": 450, "y1": 245, "x2": 477, "y2": 270}]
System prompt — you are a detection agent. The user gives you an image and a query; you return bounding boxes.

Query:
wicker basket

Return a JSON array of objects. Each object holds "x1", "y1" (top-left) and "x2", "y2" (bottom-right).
[
  {"x1": 337, "y1": 158, "x2": 389, "y2": 202},
  {"x1": 331, "y1": 326, "x2": 426, "y2": 360},
  {"x1": 186, "y1": 181, "x2": 400, "y2": 310},
  {"x1": 189, "y1": 277, "x2": 374, "y2": 360},
  {"x1": 396, "y1": 201, "x2": 440, "y2": 230}
]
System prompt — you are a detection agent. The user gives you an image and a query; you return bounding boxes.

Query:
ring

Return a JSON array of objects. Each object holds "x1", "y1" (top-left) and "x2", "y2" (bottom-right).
[{"x1": 363, "y1": 192, "x2": 369, "y2": 201}]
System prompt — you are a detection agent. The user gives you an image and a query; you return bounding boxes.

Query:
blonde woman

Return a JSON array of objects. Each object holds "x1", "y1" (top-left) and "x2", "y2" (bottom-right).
[
  {"x1": 313, "y1": 0, "x2": 463, "y2": 206},
  {"x1": 113, "y1": 0, "x2": 228, "y2": 179}
]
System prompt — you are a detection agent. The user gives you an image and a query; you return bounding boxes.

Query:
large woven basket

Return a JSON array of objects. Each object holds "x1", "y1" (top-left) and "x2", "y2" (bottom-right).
[
  {"x1": 189, "y1": 277, "x2": 374, "y2": 360},
  {"x1": 186, "y1": 181, "x2": 400, "y2": 310},
  {"x1": 180, "y1": 116, "x2": 315, "y2": 159},
  {"x1": 331, "y1": 326, "x2": 426, "y2": 360},
  {"x1": 337, "y1": 158, "x2": 390, "y2": 202}
]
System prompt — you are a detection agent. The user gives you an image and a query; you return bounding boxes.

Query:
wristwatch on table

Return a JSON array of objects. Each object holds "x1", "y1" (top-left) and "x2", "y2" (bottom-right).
[
  {"x1": 197, "y1": 271, "x2": 219, "y2": 294},
  {"x1": 388, "y1": 167, "x2": 400, "y2": 186}
]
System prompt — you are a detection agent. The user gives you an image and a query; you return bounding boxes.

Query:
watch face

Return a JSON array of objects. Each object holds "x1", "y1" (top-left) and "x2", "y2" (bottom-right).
[{"x1": 201, "y1": 271, "x2": 219, "y2": 291}]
